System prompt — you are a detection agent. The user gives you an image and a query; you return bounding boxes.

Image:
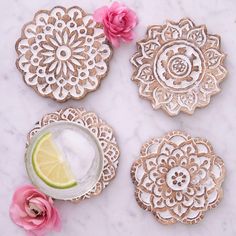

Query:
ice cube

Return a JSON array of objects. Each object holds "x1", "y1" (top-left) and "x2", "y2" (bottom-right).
[{"x1": 54, "y1": 129, "x2": 96, "y2": 180}]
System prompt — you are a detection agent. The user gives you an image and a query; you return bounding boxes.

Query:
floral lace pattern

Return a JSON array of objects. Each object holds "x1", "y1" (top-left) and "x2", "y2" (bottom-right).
[
  {"x1": 27, "y1": 108, "x2": 120, "y2": 202},
  {"x1": 131, "y1": 131, "x2": 225, "y2": 224},
  {"x1": 131, "y1": 18, "x2": 227, "y2": 116},
  {"x1": 16, "y1": 6, "x2": 112, "y2": 102}
]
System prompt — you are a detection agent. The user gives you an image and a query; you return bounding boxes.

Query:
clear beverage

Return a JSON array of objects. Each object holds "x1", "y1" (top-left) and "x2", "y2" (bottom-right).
[{"x1": 25, "y1": 121, "x2": 103, "y2": 200}]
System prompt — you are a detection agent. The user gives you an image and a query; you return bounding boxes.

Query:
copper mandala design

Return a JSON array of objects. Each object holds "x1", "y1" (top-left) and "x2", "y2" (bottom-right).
[
  {"x1": 16, "y1": 6, "x2": 112, "y2": 102},
  {"x1": 131, "y1": 18, "x2": 227, "y2": 115},
  {"x1": 26, "y1": 108, "x2": 120, "y2": 202},
  {"x1": 131, "y1": 131, "x2": 225, "y2": 224}
]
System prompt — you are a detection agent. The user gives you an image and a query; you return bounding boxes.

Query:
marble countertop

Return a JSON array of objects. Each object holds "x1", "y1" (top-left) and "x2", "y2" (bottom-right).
[{"x1": 1, "y1": 0, "x2": 236, "y2": 235}]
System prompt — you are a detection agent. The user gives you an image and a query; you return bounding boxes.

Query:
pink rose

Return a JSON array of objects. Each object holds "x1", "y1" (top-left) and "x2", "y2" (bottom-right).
[
  {"x1": 93, "y1": 1, "x2": 138, "y2": 47},
  {"x1": 9, "y1": 185, "x2": 61, "y2": 236}
]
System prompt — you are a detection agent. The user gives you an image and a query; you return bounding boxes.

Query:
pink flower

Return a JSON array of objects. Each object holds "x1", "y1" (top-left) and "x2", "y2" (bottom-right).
[
  {"x1": 93, "y1": 1, "x2": 138, "y2": 47},
  {"x1": 9, "y1": 185, "x2": 61, "y2": 236}
]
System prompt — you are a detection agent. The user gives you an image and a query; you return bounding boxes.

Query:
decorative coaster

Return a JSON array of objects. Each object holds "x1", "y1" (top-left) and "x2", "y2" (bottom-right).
[
  {"x1": 25, "y1": 108, "x2": 120, "y2": 201},
  {"x1": 16, "y1": 6, "x2": 112, "y2": 102},
  {"x1": 131, "y1": 131, "x2": 225, "y2": 224},
  {"x1": 131, "y1": 18, "x2": 227, "y2": 116}
]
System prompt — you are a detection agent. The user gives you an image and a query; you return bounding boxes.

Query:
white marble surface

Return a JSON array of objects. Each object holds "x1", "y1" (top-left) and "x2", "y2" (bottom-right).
[{"x1": 0, "y1": 0, "x2": 236, "y2": 235}]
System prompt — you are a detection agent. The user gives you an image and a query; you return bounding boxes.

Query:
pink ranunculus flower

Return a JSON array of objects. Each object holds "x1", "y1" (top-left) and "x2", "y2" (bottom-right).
[
  {"x1": 93, "y1": 1, "x2": 138, "y2": 47},
  {"x1": 9, "y1": 185, "x2": 61, "y2": 236}
]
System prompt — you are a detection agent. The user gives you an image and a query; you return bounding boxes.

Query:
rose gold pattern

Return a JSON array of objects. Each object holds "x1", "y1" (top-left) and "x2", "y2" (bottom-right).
[
  {"x1": 131, "y1": 131, "x2": 225, "y2": 224},
  {"x1": 130, "y1": 18, "x2": 227, "y2": 116},
  {"x1": 26, "y1": 108, "x2": 120, "y2": 202},
  {"x1": 16, "y1": 6, "x2": 112, "y2": 102}
]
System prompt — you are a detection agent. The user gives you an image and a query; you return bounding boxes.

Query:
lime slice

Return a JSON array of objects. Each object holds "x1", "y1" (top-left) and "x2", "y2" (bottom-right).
[{"x1": 32, "y1": 132, "x2": 77, "y2": 189}]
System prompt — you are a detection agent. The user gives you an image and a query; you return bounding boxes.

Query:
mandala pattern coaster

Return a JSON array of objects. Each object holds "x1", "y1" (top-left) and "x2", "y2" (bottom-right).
[
  {"x1": 16, "y1": 6, "x2": 112, "y2": 102},
  {"x1": 131, "y1": 18, "x2": 227, "y2": 116},
  {"x1": 25, "y1": 108, "x2": 120, "y2": 201},
  {"x1": 131, "y1": 131, "x2": 225, "y2": 224}
]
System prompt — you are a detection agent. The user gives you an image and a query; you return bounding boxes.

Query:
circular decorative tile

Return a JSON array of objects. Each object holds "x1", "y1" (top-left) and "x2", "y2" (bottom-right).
[
  {"x1": 16, "y1": 6, "x2": 112, "y2": 102},
  {"x1": 131, "y1": 131, "x2": 225, "y2": 224},
  {"x1": 25, "y1": 108, "x2": 120, "y2": 201},
  {"x1": 131, "y1": 18, "x2": 227, "y2": 116}
]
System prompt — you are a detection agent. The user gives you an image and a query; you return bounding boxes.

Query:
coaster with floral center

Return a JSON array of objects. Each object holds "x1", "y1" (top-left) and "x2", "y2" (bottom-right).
[
  {"x1": 130, "y1": 131, "x2": 225, "y2": 224},
  {"x1": 16, "y1": 6, "x2": 112, "y2": 102},
  {"x1": 25, "y1": 107, "x2": 120, "y2": 201},
  {"x1": 130, "y1": 18, "x2": 227, "y2": 116}
]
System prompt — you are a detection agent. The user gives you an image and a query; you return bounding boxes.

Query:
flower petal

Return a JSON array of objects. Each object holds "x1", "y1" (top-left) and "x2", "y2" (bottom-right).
[
  {"x1": 177, "y1": 91, "x2": 198, "y2": 112},
  {"x1": 93, "y1": 6, "x2": 109, "y2": 23},
  {"x1": 147, "y1": 25, "x2": 162, "y2": 41},
  {"x1": 205, "y1": 34, "x2": 221, "y2": 50},
  {"x1": 161, "y1": 22, "x2": 181, "y2": 42},
  {"x1": 158, "y1": 139, "x2": 177, "y2": 156},
  {"x1": 187, "y1": 25, "x2": 207, "y2": 47},
  {"x1": 200, "y1": 74, "x2": 220, "y2": 95},
  {"x1": 178, "y1": 18, "x2": 194, "y2": 35},
  {"x1": 134, "y1": 64, "x2": 155, "y2": 83},
  {"x1": 205, "y1": 48, "x2": 224, "y2": 69},
  {"x1": 139, "y1": 39, "x2": 160, "y2": 59}
]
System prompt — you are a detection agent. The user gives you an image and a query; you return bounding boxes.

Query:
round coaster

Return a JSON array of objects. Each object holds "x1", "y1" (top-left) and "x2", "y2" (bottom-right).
[
  {"x1": 25, "y1": 108, "x2": 119, "y2": 201},
  {"x1": 16, "y1": 6, "x2": 112, "y2": 102},
  {"x1": 131, "y1": 131, "x2": 225, "y2": 224},
  {"x1": 131, "y1": 18, "x2": 227, "y2": 116}
]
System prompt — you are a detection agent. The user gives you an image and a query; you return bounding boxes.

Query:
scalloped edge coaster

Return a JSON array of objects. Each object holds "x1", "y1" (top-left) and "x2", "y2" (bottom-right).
[
  {"x1": 131, "y1": 131, "x2": 225, "y2": 224},
  {"x1": 130, "y1": 18, "x2": 227, "y2": 116},
  {"x1": 25, "y1": 107, "x2": 120, "y2": 202},
  {"x1": 16, "y1": 6, "x2": 112, "y2": 102}
]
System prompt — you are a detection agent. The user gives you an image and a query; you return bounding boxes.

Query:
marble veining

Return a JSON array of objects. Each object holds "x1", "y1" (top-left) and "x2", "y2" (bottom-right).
[{"x1": 0, "y1": 0, "x2": 236, "y2": 235}]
